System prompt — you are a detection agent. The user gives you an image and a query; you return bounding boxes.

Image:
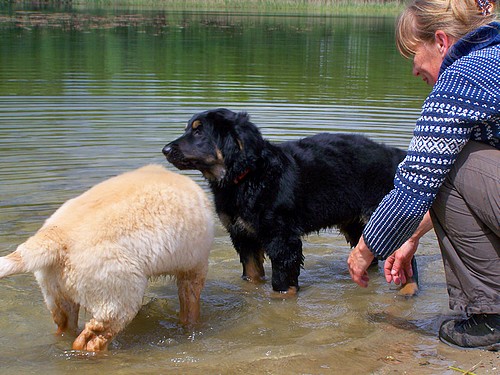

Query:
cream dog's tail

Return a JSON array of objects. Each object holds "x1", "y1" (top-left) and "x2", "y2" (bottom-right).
[
  {"x1": 0, "y1": 251, "x2": 26, "y2": 278},
  {"x1": 0, "y1": 227, "x2": 61, "y2": 278}
]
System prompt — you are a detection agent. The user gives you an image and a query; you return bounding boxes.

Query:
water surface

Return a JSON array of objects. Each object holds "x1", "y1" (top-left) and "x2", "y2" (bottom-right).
[{"x1": 1, "y1": 9, "x2": 496, "y2": 375}]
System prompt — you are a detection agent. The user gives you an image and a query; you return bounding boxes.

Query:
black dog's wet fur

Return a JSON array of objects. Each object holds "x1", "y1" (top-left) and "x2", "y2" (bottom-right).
[{"x1": 163, "y1": 108, "x2": 414, "y2": 292}]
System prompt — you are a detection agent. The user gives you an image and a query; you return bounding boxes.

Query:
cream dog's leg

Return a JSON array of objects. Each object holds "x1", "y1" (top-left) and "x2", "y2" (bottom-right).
[
  {"x1": 36, "y1": 271, "x2": 80, "y2": 335},
  {"x1": 177, "y1": 269, "x2": 206, "y2": 325},
  {"x1": 72, "y1": 319, "x2": 115, "y2": 352},
  {"x1": 52, "y1": 298, "x2": 80, "y2": 335}
]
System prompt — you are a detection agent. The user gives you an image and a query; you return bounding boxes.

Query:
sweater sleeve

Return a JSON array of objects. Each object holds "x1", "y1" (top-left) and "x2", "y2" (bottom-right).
[{"x1": 363, "y1": 65, "x2": 497, "y2": 259}]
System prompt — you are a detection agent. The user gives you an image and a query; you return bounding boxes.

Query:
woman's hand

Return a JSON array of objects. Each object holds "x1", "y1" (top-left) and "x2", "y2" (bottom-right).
[
  {"x1": 384, "y1": 211, "x2": 433, "y2": 286},
  {"x1": 347, "y1": 236, "x2": 375, "y2": 288},
  {"x1": 383, "y1": 238, "x2": 418, "y2": 286}
]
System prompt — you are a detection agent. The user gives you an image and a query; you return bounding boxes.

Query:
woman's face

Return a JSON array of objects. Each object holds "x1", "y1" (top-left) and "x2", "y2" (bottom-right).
[
  {"x1": 412, "y1": 41, "x2": 444, "y2": 86},
  {"x1": 411, "y1": 30, "x2": 454, "y2": 86}
]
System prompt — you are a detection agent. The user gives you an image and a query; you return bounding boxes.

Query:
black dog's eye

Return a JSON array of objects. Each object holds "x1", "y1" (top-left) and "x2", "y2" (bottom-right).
[{"x1": 191, "y1": 119, "x2": 203, "y2": 136}]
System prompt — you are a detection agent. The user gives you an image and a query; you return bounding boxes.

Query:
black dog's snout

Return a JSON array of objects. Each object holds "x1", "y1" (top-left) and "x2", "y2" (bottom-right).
[
  {"x1": 163, "y1": 142, "x2": 184, "y2": 164},
  {"x1": 162, "y1": 144, "x2": 172, "y2": 156},
  {"x1": 163, "y1": 141, "x2": 180, "y2": 157}
]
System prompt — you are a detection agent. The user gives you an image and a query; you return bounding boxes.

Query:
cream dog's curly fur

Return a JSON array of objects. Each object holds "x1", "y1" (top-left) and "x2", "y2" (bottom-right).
[{"x1": 0, "y1": 165, "x2": 214, "y2": 351}]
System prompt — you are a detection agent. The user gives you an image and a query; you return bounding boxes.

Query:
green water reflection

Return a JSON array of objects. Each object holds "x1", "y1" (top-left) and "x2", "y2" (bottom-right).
[{"x1": 0, "y1": 12, "x2": 428, "y2": 106}]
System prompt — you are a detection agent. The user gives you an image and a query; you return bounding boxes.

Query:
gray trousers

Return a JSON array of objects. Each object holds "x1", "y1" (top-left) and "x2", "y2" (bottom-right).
[{"x1": 430, "y1": 141, "x2": 500, "y2": 315}]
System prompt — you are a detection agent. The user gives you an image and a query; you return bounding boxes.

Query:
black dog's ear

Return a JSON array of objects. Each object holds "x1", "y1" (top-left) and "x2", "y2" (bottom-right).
[
  {"x1": 206, "y1": 108, "x2": 256, "y2": 151},
  {"x1": 200, "y1": 108, "x2": 265, "y2": 153},
  {"x1": 205, "y1": 108, "x2": 241, "y2": 128},
  {"x1": 187, "y1": 108, "x2": 236, "y2": 131},
  {"x1": 232, "y1": 111, "x2": 264, "y2": 153},
  {"x1": 203, "y1": 109, "x2": 266, "y2": 184}
]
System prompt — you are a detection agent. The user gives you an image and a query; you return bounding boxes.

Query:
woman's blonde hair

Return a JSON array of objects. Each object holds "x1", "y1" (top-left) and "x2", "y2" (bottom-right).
[{"x1": 396, "y1": 0, "x2": 497, "y2": 58}]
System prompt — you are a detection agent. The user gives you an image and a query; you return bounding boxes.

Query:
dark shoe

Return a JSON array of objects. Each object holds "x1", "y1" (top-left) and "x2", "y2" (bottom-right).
[{"x1": 439, "y1": 314, "x2": 500, "y2": 351}]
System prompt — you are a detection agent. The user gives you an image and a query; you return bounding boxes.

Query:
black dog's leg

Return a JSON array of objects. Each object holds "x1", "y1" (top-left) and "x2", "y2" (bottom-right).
[
  {"x1": 397, "y1": 255, "x2": 419, "y2": 296},
  {"x1": 241, "y1": 248, "x2": 266, "y2": 283},
  {"x1": 231, "y1": 234, "x2": 265, "y2": 283},
  {"x1": 265, "y1": 235, "x2": 304, "y2": 294},
  {"x1": 411, "y1": 256, "x2": 419, "y2": 285}
]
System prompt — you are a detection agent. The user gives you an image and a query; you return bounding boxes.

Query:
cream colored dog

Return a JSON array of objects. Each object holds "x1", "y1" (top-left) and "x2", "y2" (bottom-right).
[{"x1": 0, "y1": 165, "x2": 214, "y2": 352}]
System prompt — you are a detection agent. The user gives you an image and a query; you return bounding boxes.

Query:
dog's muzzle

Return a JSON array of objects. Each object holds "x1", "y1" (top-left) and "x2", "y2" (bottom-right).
[
  {"x1": 162, "y1": 143, "x2": 196, "y2": 171},
  {"x1": 162, "y1": 143, "x2": 183, "y2": 165},
  {"x1": 162, "y1": 144, "x2": 173, "y2": 157}
]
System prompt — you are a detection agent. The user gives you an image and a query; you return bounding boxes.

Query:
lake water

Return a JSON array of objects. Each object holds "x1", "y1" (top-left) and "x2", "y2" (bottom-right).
[{"x1": 0, "y1": 7, "x2": 497, "y2": 375}]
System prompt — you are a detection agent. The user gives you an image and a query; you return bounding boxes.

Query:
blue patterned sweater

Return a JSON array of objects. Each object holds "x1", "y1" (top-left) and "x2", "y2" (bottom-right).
[{"x1": 364, "y1": 22, "x2": 500, "y2": 259}]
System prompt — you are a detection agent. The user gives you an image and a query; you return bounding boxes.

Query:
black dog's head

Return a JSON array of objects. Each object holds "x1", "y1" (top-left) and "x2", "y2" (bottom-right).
[{"x1": 163, "y1": 108, "x2": 266, "y2": 184}]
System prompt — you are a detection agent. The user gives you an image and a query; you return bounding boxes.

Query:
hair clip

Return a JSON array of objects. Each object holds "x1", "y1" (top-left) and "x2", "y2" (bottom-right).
[{"x1": 476, "y1": 0, "x2": 495, "y2": 15}]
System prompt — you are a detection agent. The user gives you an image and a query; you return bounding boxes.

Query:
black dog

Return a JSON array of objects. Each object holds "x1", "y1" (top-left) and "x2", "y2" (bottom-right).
[{"x1": 163, "y1": 108, "x2": 417, "y2": 294}]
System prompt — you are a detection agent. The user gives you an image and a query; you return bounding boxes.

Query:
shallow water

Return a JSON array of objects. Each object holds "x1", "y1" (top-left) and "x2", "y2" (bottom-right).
[{"x1": 0, "y1": 8, "x2": 498, "y2": 375}]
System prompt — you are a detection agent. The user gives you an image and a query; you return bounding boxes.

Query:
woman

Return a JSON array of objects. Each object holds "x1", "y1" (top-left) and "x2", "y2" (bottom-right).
[{"x1": 347, "y1": 0, "x2": 499, "y2": 351}]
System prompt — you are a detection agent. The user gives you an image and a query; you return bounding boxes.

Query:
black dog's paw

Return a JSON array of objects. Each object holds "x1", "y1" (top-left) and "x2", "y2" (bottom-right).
[{"x1": 270, "y1": 286, "x2": 299, "y2": 299}]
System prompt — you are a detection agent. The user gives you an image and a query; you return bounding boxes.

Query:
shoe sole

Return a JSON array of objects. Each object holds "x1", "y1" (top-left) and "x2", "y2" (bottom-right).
[{"x1": 439, "y1": 335, "x2": 500, "y2": 352}]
